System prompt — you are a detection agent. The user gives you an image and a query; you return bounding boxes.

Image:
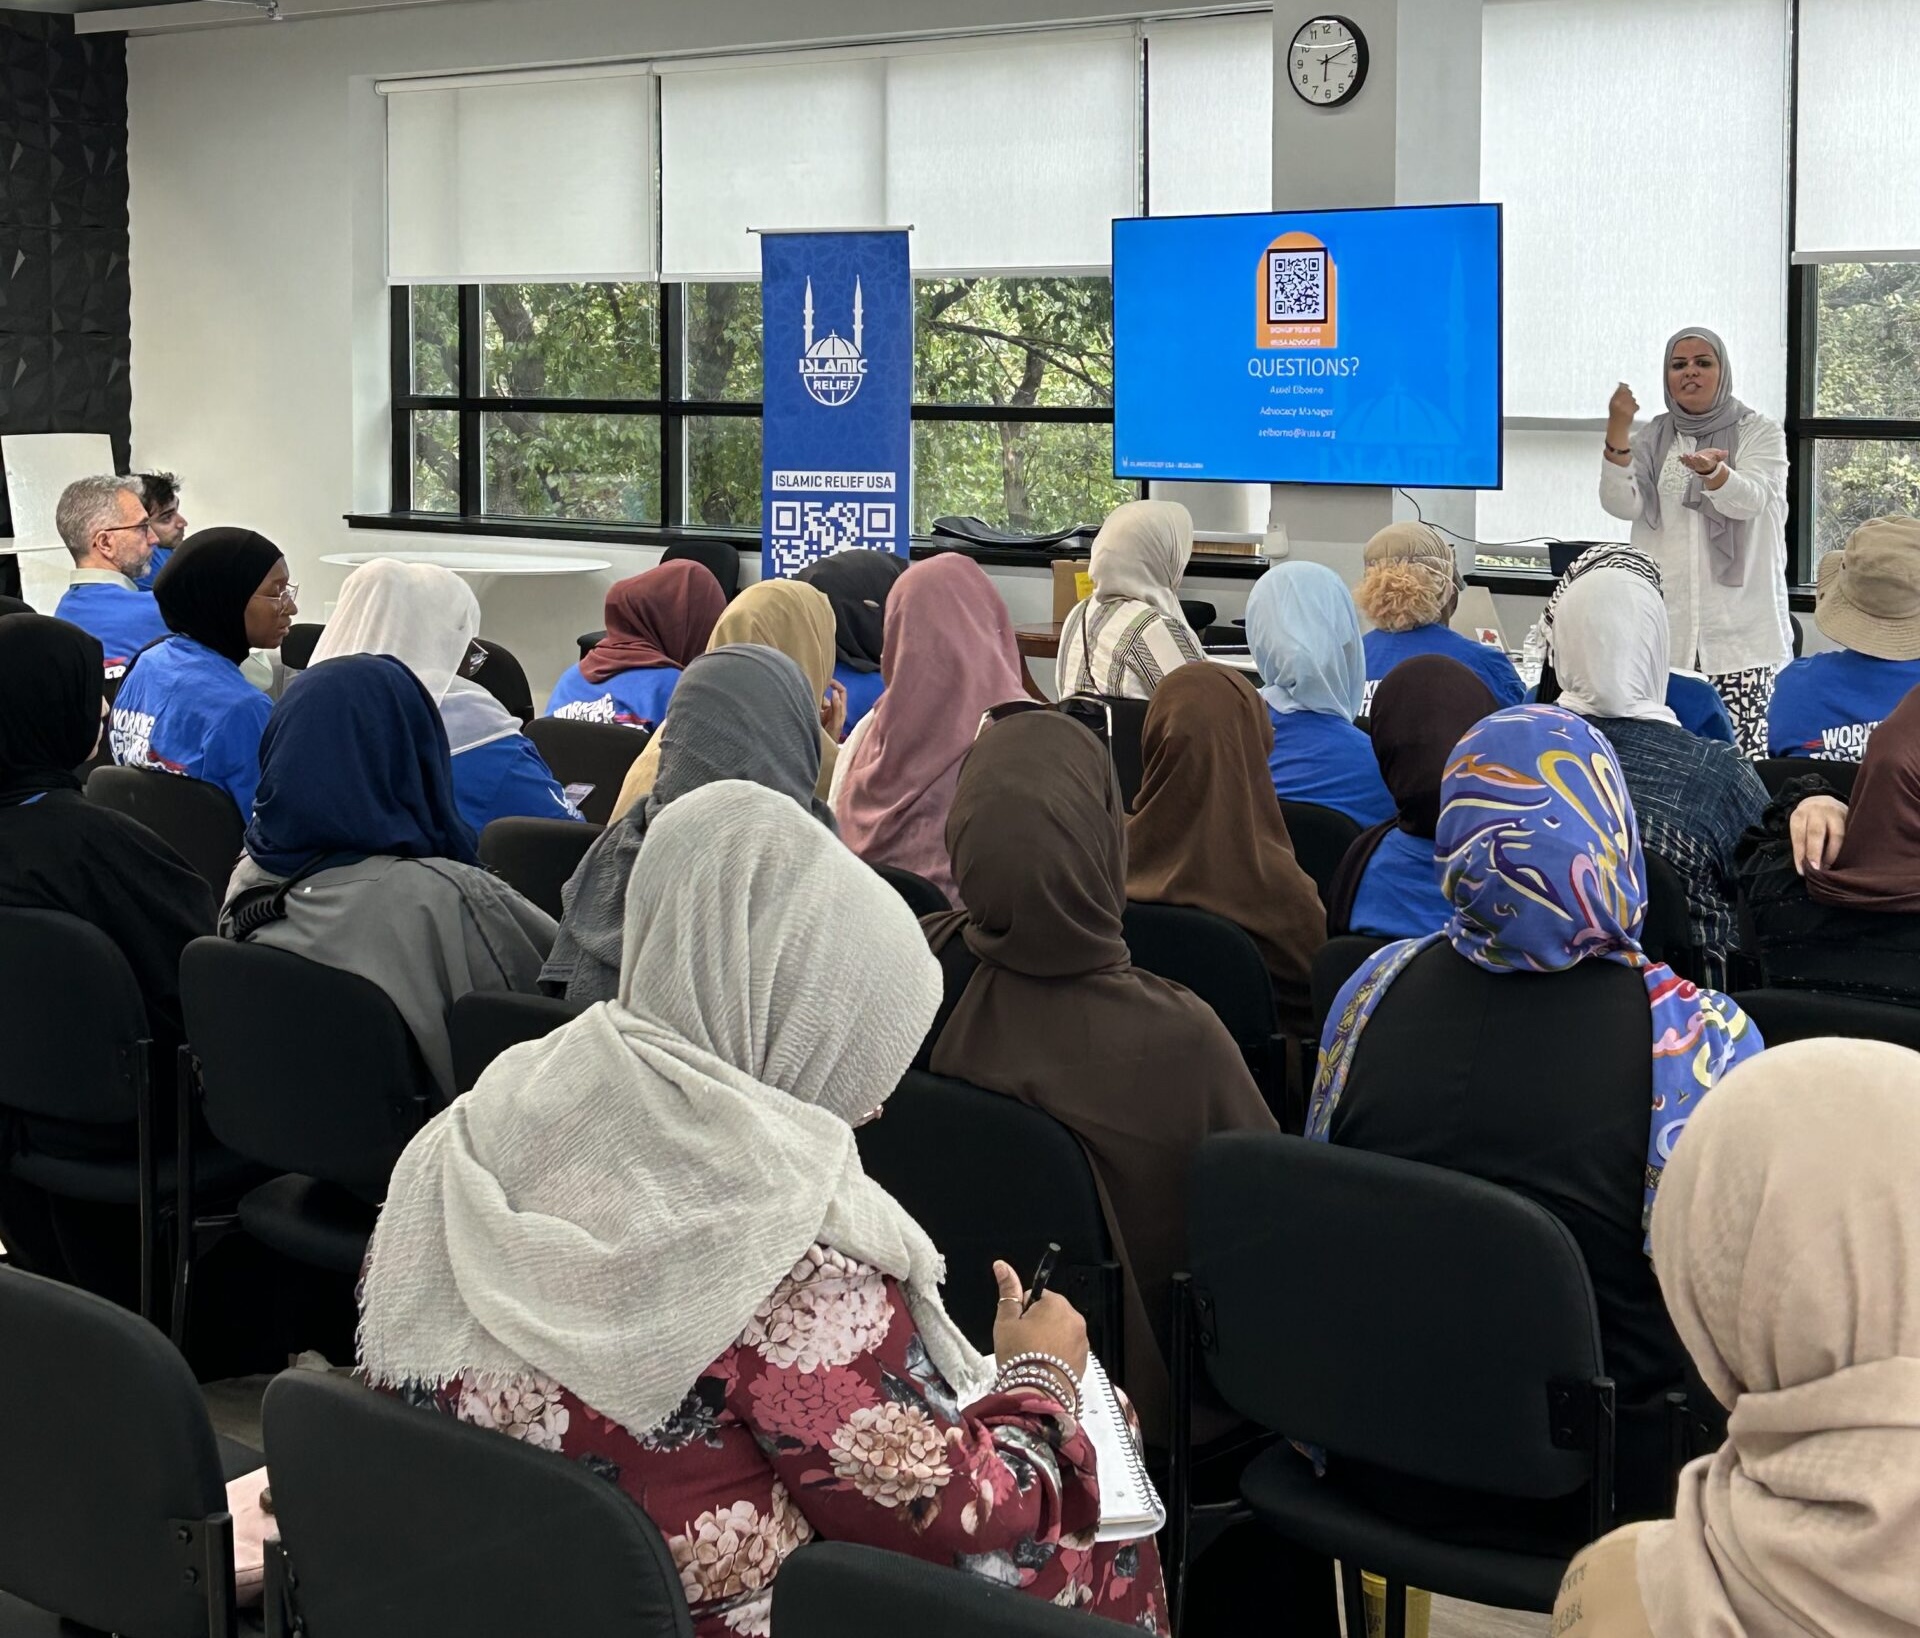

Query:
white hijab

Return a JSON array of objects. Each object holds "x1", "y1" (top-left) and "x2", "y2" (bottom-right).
[
  {"x1": 311, "y1": 558, "x2": 520, "y2": 755},
  {"x1": 1088, "y1": 498, "x2": 1196, "y2": 626},
  {"x1": 358, "y1": 780, "x2": 992, "y2": 1433},
  {"x1": 1637, "y1": 1038, "x2": 1920, "y2": 1638},
  {"x1": 1547, "y1": 565, "x2": 1681, "y2": 726}
]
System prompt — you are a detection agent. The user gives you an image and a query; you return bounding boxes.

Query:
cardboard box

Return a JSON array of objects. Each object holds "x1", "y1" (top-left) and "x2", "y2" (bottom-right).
[{"x1": 1051, "y1": 558, "x2": 1093, "y2": 624}]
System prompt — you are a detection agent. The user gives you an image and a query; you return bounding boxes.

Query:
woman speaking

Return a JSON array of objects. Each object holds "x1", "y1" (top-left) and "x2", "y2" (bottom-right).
[{"x1": 1600, "y1": 328, "x2": 1793, "y2": 755}]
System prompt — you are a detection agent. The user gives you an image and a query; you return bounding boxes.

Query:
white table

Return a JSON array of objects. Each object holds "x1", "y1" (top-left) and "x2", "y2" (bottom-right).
[{"x1": 320, "y1": 549, "x2": 613, "y2": 604}]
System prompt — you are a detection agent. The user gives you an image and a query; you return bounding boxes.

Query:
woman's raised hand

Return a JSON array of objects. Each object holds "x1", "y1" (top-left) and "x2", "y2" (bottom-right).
[
  {"x1": 991, "y1": 1259, "x2": 1090, "y2": 1379},
  {"x1": 1608, "y1": 382, "x2": 1640, "y2": 425}
]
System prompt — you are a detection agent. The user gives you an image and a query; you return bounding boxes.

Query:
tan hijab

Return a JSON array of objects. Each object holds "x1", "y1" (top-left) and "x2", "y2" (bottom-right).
[
  {"x1": 922, "y1": 712, "x2": 1276, "y2": 1441},
  {"x1": 614, "y1": 578, "x2": 837, "y2": 819},
  {"x1": 1636, "y1": 1037, "x2": 1920, "y2": 1638},
  {"x1": 1126, "y1": 665, "x2": 1326, "y2": 1038}
]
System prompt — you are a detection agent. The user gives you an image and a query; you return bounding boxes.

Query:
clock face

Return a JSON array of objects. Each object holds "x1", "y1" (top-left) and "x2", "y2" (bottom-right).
[{"x1": 1290, "y1": 16, "x2": 1368, "y2": 107}]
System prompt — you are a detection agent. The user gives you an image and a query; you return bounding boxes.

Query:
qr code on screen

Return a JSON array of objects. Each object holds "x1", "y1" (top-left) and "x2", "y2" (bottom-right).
[
  {"x1": 768, "y1": 501, "x2": 898, "y2": 577},
  {"x1": 1266, "y1": 248, "x2": 1327, "y2": 323}
]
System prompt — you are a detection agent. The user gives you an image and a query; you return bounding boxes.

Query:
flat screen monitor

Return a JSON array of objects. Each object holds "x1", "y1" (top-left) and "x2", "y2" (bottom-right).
[{"x1": 1113, "y1": 202, "x2": 1502, "y2": 489}]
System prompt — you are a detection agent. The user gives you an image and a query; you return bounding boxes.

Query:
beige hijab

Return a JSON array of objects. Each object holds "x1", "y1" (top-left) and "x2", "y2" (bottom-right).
[
  {"x1": 1637, "y1": 1037, "x2": 1920, "y2": 1638},
  {"x1": 614, "y1": 578, "x2": 837, "y2": 819}
]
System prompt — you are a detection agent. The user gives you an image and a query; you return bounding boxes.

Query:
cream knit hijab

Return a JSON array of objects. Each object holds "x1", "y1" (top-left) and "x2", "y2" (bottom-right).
[{"x1": 359, "y1": 779, "x2": 991, "y2": 1432}]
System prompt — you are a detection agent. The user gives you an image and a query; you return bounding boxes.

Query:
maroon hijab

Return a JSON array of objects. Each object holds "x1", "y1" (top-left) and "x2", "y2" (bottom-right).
[
  {"x1": 580, "y1": 561, "x2": 726, "y2": 685},
  {"x1": 1808, "y1": 685, "x2": 1920, "y2": 913}
]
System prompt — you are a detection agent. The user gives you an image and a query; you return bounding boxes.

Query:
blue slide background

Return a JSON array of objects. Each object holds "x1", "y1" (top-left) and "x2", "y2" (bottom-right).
[{"x1": 1113, "y1": 204, "x2": 1502, "y2": 488}]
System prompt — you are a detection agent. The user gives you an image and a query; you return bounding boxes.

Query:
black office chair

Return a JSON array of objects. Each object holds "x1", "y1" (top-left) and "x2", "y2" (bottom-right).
[
  {"x1": 871, "y1": 862, "x2": 950, "y2": 918},
  {"x1": 1731, "y1": 987, "x2": 1920, "y2": 1052},
  {"x1": 175, "y1": 939, "x2": 437, "y2": 1344},
  {"x1": 524, "y1": 716, "x2": 652, "y2": 826},
  {"x1": 1756, "y1": 756, "x2": 1859, "y2": 801},
  {"x1": 263, "y1": 1370, "x2": 693, "y2": 1638},
  {"x1": 1641, "y1": 850, "x2": 1699, "y2": 981},
  {"x1": 1123, "y1": 901, "x2": 1292, "y2": 1126},
  {"x1": 1279, "y1": 801, "x2": 1363, "y2": 908},
  {"x1": 280, "y1": 622, "x2": 325, "y2": 671},
  {"x1": 0, "y1": 1268, "x2": 243, "y2": 1638},
  {"x1": 86, "y1": 765, "x2": 245, "y2": 895},
  {"x1": 479, "y1": 815, "x2": 603, "y2": 918},
  {"x1": 1178, "y1": 599, "x2": 1218, "y2": 631},
  {"x1": 450, "y1": 991, "x2": 592, "y2": 1094},
  {"x1": 857, "y1": 1070, "x2": 1123, "y2": 1371},
  {"x1": 663, "y1": 538, "x2": 743, "y2": 601},
  {"x1": 1064, "y1": 692, "x2": 1151, "y2": 810},
  {"x1": 1170, "y1": 1134, "x2": 1617, "y2": 1631},
  {"x1": 467, "y1": 637, "x2": 535, "y2": 724},
  {"x1": 1308, "y1": 933, "x2": 1393, "y2": 1047},
  {"x1": 773, "y1": 1542, "x2": 1104, "y2": 1638}
]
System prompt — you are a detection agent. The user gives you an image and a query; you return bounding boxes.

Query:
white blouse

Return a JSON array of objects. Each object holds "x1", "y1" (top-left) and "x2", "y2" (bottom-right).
[{"x1": 1597, "y1": 412, "x2": 1794, "y2": 677}]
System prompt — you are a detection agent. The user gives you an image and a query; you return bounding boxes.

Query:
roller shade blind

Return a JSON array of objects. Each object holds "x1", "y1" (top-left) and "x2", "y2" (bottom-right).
[
  {"x1": 1796, "y1": 0, "x2": 1920, "y2": 260},
  {"x1": 1144, "y1": 14, "x2": 1273, "y2": 217},
  {"x1": 384, "y1": 69, "x2": 657, "y2": 284}
]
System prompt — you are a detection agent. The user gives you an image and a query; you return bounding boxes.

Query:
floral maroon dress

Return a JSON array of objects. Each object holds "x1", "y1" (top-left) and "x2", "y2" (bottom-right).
[{"x1": 382, "y1": 1244, "x2": 1167, "y2": 1635}]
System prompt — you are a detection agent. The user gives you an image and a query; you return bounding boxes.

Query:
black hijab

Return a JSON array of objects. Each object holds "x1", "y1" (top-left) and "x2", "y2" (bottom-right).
[
  {"x1": 795, "y1": 549, "x2": 906, "y2": 673},
  {"x1": 0, "y1": 595, "x2": 33, "y2": 618},
  {"x1": 153, "y1": 528, "x2": 285, "y2": 665},
  {"x1": 0, "y1": 614, "x2": 104, "y2": 805}
]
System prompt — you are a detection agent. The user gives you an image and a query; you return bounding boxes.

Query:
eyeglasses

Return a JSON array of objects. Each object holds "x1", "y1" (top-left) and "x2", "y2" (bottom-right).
[
  {"x1": 974, "y1": 694, "x2": 1113, "y2": 747},
  {"x1": 99, "y1": 520, "x2": 158, "y2": 540},
  {"x1": 252, "y1": 583, "x2": 299, "y2": 609}
]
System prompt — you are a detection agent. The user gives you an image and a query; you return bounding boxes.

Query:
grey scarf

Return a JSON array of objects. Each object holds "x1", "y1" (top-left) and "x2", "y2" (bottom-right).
[
  {"x1": 1632, "y1": 327, "x2": 1753, "y2": 588},
  {"x1": 540, "y1": 644, "x2": 835, "y2": 1000}
]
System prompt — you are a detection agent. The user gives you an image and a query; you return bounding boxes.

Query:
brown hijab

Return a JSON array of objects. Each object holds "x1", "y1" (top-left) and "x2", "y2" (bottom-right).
[
  {"x1": 1126, "y1": 664, "x2": 1326, "y2": 1037},
  {"x1": 1807, "y1": 684, "x2": 1920, "y2": 913},
  {"x1": 923, "y1": 711, "x2": 1276, "y2": 1441}
]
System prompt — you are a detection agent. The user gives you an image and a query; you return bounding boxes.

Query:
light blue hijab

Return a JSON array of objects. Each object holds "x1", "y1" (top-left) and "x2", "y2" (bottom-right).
[{"x1": 1245, "y1": 561, "x2": 1367, "y2": 720}]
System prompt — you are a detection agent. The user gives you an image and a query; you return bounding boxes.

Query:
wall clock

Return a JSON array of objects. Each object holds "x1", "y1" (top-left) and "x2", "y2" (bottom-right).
[{"x1": 1289, "y1": 15, "x2": 1368, "y2": 107}]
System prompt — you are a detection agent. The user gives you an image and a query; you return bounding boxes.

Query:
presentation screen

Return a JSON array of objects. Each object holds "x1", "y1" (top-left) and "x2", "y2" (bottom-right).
[{"x1": 1113, "y1": 203, "x2": 1502, "y2": 489}]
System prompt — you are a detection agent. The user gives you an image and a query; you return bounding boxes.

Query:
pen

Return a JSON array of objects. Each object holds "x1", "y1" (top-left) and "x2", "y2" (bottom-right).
[{"x1": 1021, "y1": 1241, "x2": 1061, "y2": 1314}]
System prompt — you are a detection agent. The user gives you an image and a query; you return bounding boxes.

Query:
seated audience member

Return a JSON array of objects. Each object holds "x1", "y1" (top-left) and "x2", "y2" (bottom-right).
[
  {"x1": 545, "y1": 644, "x2": 832, "y2": 1002},
  {"x1": 311, "y1": 558, "x2": 579, "y2": 832},
  {"x1": 614, "y1": 577, "x2": 841, "y2": 815},
  {"x1": 109, "y1": 529, "x2": 292, "y2": 819},
  {"x1": 131, "y1": 470, "x2": 189, "y2": 592},
  {"x1": 795, "y1": 548, "x2": 906, "y2": 735},
  {"x1": 1552, "y1": 1039, "x2": 1920, "y2": 1638},
  {"x1": 221, "y1": 655, "x2": 554, "y2": 1102},
  {"x1": 360, "y1": 780, "x2": 1168, "y2": 1634},
  {"x1": 1326, "y1": 656, "x2": 1498, "y2": 940},
  {"x1": 1311, "y1": 706, "x2": 1761, "y2": 1516},
  {"x1": 1126, "y1": 663, "x2": 1326, "y2": 1040},
  {"x1": 1738, "y1": 685, "x2": 1920, "y2": 1006},
  {"x1": 833, "y1": 554, "x2": 1026, "y2": 901},
  {"x1": 1547, "y1": 548, "x2": 1766, "y2": 986},
  {"x1": 1055, "y1": 498, "x2": 1206, "y2": 700},
  {"x1": 544, "y1": 559, "x2": 725, "y2": 730},
  {"x1": 51, "y1": 475, "x2": 168, "y2": 682},
  {"x1": 922, "y1": 711, "x2": 1276, "y2": 1440},
  {"x1": 0, "y1": 596, "x2": 30, "y2": 617},
  {"x1": 1355, "y1": 522, "x2": 1523, "y2": 709},
  {"x1": 1245, "y1": 560, "x2": 1394, "y2": 826},
  {"x1": 1767, "y1": 515, "x2": 1920, "y2": 761}
]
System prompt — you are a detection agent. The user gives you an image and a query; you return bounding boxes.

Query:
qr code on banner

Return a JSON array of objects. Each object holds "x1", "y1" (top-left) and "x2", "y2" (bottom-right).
[
  {"x1": 768, "y1": 500, "x2": 898, "y2": 577},
  {"x1": 1266, "y1": 248, "x2": 1328, "y2": 323}
]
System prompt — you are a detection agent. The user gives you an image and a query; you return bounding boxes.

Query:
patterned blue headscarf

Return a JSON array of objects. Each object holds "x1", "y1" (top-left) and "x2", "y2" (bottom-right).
[{"x1": 1309, "y1": 705, "x2": 1761, "y2": 1243}]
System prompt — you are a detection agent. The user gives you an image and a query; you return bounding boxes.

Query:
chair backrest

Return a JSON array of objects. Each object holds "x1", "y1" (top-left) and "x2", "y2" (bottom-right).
[
  {"x1": 0, "y1": 1269, "x2": 232, "y2": 1638},
  {"x1": 1309, "y1": 932, "x2": 1393, "y2": 1040},
  {"x1": 1123, "y1": 901, "x2": 1276, "y2": 1046},
  {"x1": 524, "y1": 717, "x2": 651, "y2": 826},
  {"x1": 264, "y1": 1371, "x2": 692, "y2": 1638},
  {"x1": 1640, "y1": 849, "x2": 1696, "y2": 977},
  {"x1": 467, "y1": 638, "x2": 534, "y2": 723},
  {"x1": 1178, "y1": 598, "x2": 1218, "y2": 631},
  {"x1": 280, "y1": 622, "x2": 325, "y2": 670},
  {"x1": 87, "y1": 763, "x2": 246, "y2": 894},
  {"x1": 450, "y1": 991, "x2": 592, "y2": 1094},
  {"x1": 478, "y1": 815, "x2": 603, "y2": 919},
  {"x1": 577, "y1": 628, "x2": 607, "y2": 661},
  {"x1": 1081, "y1": 692, "x2": 1151, "y2": 809},
  {"x1": 661, "y1": 538, "x2": 742, "y2": 600},
  {"x1": 871, "y1": 862, "x2": 950, "y2": 918},
  {"x1": 1757, "y1": 756, "x2": 1859, "y2": 801},
  {"x1": 1189, "y1": 1133, "x2": 1607, "y2": 1500},
  {"x1": 1280, "y1": 801, "x2": 1364, "y2": 907},
  {"x1": 180, "y1": 937, "x2": 433, "y2": 1195},
  {"x1": 772, "y1": 1542, "x2": 1101, "y2": 1638},
  {"x1": 1731, "y1": 987, "x2": 1920, "y2": 1052},
  {"x1": 0, "y1": 909, "x2": 150, "y2": 1123},
  {"x1": 857, "y1": 1070, "x2": 1119, "y2": 1359}
]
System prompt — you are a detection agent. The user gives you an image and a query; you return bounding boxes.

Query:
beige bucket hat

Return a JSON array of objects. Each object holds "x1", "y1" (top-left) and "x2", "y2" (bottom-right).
[{"x1": 1816, "y1": 516, "x2": 1920, "y2": 662}]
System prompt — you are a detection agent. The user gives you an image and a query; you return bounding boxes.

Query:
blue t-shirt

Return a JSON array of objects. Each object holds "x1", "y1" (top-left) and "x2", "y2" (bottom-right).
[
  {"x1": 451, "y1": 733, "x2": 584, "y2": 835},
  {"x1": 836, "y1": 662, "x2": 886, "y2": 737},
  {"x1": 109, "y1": 635, "x2": 273, "y2": 819},
  {"x1": 1767, "y1": 649, "x2": 1920, "y2": 761},
  {"x1": 54, "y1": 581, "x2": 170, "y2": 683},
  {"x1": 132, "y1": 547, "x2": 173, "y2": 594},
  {"x1": 1361, "y1": 624, "x2": 1525, "y2": 711},
  {"x1": 1266, "y1": 705, "x2": 1396, "y2": 827},
  {"x1": 543, "y1": 663, "x2": 682, "y2": 732},
  {"x1": 1348, "y1": 826, "x2": 1449, "y2": 940},
  {"x1": 1526, "y1": 673, "x2": 1736, "y2": 745}
]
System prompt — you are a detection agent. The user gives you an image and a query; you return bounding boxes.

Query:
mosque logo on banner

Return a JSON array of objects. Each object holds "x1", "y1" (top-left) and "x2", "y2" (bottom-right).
[{"x1": 798, "y1": 276, "x2": 869, "y2": 408}]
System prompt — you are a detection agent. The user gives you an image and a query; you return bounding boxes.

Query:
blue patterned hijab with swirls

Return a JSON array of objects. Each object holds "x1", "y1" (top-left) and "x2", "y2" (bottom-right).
[{"x1": 1308, "y1": 705, "x2": 1761, "y2": 1244}]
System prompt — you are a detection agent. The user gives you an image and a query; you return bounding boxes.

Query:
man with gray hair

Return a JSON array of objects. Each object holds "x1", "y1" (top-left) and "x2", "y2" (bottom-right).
[{"x1": 51, "y1": 475, "x2": 169, "y2": 682}]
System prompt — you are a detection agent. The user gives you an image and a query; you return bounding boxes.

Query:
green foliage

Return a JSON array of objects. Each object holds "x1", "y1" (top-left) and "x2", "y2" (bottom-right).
[{"x1": 1812, "y1": 263, "x2": 1920, "y2": 560}]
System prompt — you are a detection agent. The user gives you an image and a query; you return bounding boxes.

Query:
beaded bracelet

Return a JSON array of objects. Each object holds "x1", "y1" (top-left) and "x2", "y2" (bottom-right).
[
  {"x1": 996, "y1": 1369, "x2": 1080, "y2": 1419},
  {"x1": 998, "y1": 1351, "x2": 1082, "y2": 1384}
]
